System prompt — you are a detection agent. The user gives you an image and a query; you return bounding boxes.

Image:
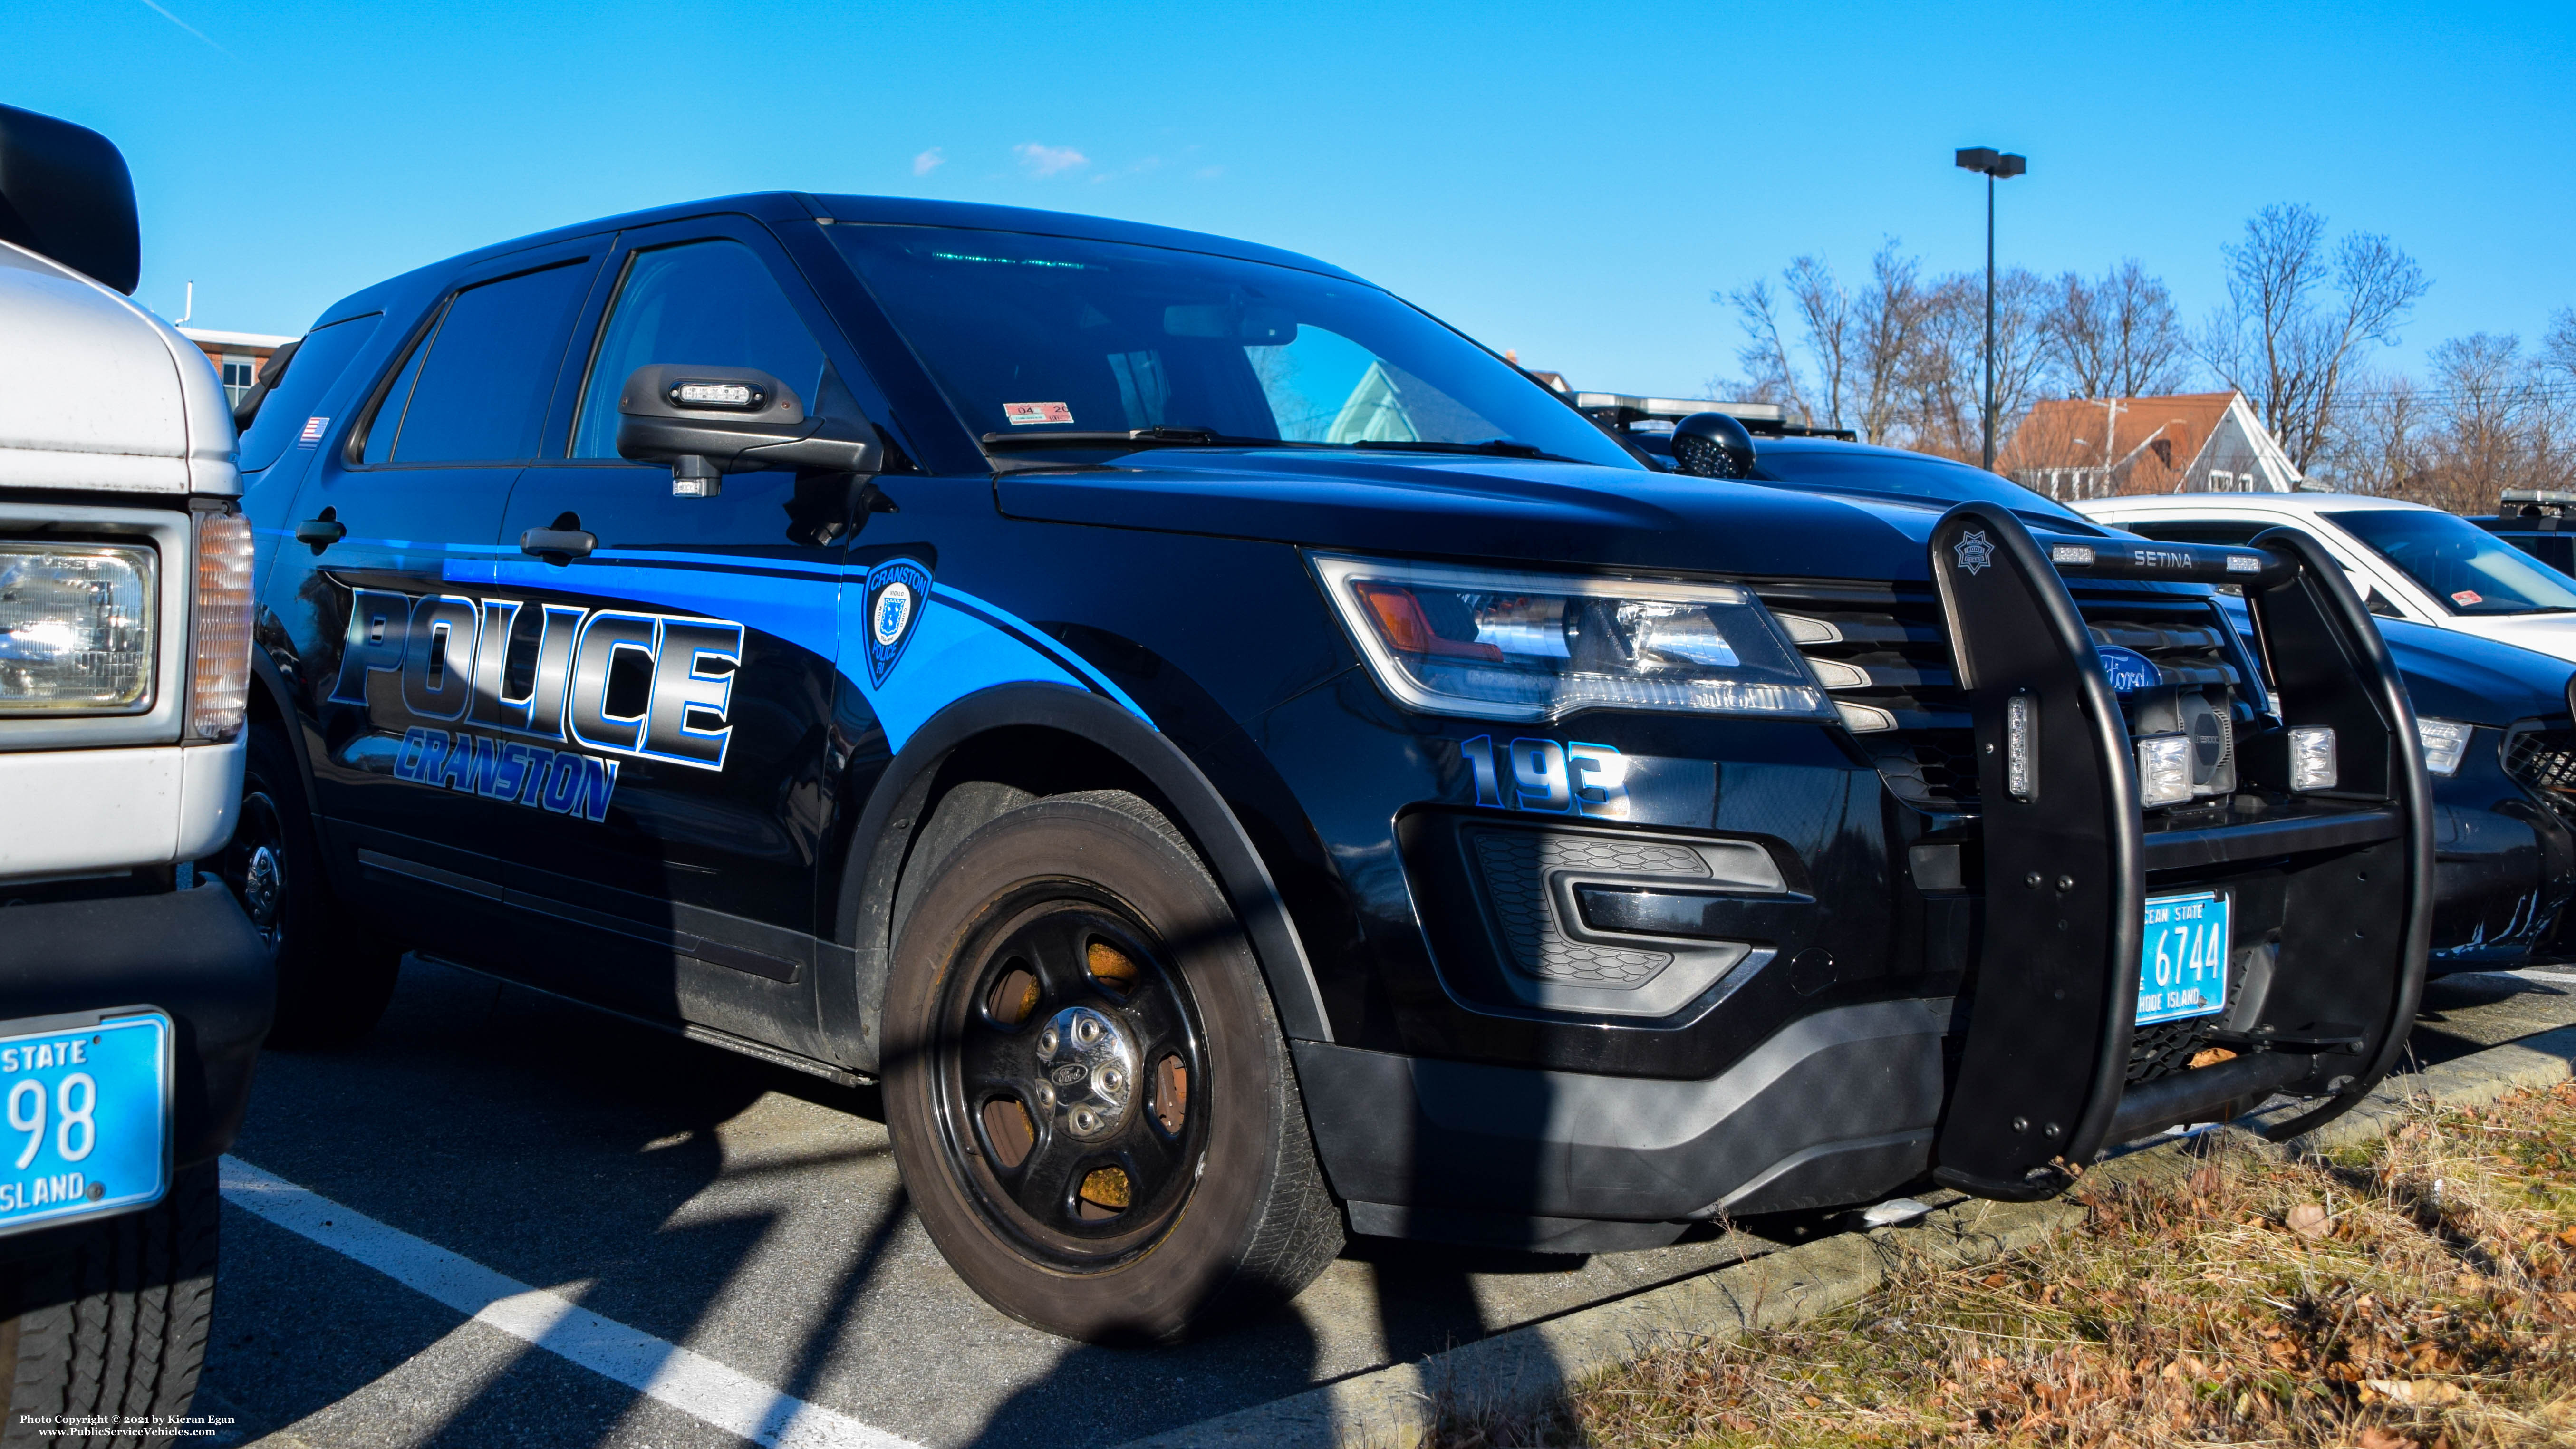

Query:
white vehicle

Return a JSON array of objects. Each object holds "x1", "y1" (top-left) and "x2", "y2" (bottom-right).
[
  {"x1": 0, "y1": 104, "x2": 270, "y2": 1437},
  {"x1": 2074, "y1": 492, "x2": 2576, "y2": 664}
]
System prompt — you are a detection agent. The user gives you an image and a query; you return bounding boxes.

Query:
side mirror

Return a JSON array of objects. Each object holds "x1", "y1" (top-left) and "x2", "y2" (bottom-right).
[
  {"x1": 1670, "y1": 412, "x2": 1757, "y2": 480},
  {"x1": 0, "y1": 104, "x2": 142, "y2": 294},
  {"x1": 616, "y1": 364, "x2": 882, "y2": 496}
]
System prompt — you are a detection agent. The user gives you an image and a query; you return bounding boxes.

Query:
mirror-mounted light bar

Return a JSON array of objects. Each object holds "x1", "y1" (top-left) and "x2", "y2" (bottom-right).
[{"x1": 669, "y1": 380, "x2": 765, "y2": 410}]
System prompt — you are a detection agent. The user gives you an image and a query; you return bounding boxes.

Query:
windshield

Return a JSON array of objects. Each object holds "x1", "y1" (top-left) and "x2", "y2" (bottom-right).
[
  {"x1": 830, "y1": 225, "x2": 1637, "y2": 468},
  {"x1": 2325, "y1": 507, "x2": 2576, "y2": 615},
  {"x1": 1744, "y1": 446, "x2": 2090, "y2": 526}
]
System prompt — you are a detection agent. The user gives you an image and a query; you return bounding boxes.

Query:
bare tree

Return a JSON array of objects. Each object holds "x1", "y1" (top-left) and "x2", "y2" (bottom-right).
[
  {"x1": 1852, "y1": 242, "x2": 1932, "y2": 445},
  {"x1": 2043, "y1": 261, "x2": 2190, "y2": 399},
  {"x1": 1725, "y1": 278, "x2": 1813, "y2": 425},
  {"x1": 1908, "y1": 268, "x2": 2046, "y2": 463},
  {"x1": 2199, "y1": 203, "x2": 2430, "y2": 472},
  {"x1": 2544, "y1": 306, "x2": 2576, "y2": 380}
]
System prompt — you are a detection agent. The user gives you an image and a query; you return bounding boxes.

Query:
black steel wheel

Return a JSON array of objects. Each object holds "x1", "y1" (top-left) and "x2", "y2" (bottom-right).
[
  {"x1": 936, "y1": 889, "x2": 1209, "y2": 1268},
  {"x1": 884, "y1": 790, "x2": 1341, "y2": 1343}
]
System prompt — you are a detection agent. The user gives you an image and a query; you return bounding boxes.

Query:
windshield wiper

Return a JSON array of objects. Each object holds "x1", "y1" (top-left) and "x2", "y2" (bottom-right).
[
  {"x1": 1343, "y1": 437, "x2": 1560, "y2": 462},
  {"x1": 980, "y1": 426, "x2": 1302, "y2": 450}
]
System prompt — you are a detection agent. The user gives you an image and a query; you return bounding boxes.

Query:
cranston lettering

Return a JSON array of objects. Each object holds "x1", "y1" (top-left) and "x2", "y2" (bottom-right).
[
  {"x1": 330, "y1": 589, "x2": 744, "y2": 771},
  {"x1": 393, "y1": 727, "x2": 620, "y2": 823}
]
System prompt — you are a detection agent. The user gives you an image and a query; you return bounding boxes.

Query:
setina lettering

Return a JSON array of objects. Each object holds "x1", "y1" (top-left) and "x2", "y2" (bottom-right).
[{"x1": 331, "y1": 589, "x2": 745, "y2": 781}]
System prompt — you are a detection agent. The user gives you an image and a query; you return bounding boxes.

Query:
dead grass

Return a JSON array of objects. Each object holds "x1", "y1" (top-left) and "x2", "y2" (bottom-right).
[{"x1": 1427, "y1": 1080, "x2": 2576, "y2": 1448}]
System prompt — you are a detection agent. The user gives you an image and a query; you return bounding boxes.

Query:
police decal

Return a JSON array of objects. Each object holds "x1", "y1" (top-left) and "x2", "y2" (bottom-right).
[
  {"x1": 863, "y1": 557, "x2": 932, "y2": 688},
  {"x1": 330, "y1": 589, "x2": 748, "y2": 820},
  {"x1": 1953, "y1": 530, "x2": 1995, "y2": 576}
]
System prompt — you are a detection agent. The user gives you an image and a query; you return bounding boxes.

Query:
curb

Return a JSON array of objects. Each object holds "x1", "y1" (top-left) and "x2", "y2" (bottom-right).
[{"x1": 1115, "y1": 1024, "x2": 2576, "y2": 1449}]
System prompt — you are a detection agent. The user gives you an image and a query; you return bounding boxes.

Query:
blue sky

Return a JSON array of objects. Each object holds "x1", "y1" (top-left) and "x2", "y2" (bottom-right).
[{"x1": 10, "y1": 1, "x2": 2569, "y2": 398}]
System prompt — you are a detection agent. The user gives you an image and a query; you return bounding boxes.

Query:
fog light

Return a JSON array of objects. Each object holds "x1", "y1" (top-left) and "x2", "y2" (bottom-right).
[
  {"x1": 2417, "y1": 718, "x2": 2471, "y2": 777},
  {"x1": 2006, "y1": 693, "x2": 2037, "y2": 801},
  {"x1": 2289, "y1": 725, "x2": 2338, "y2": 791},
  {"x1": 2136, "y1": 734, "x2": 2194, "y2": 807}
]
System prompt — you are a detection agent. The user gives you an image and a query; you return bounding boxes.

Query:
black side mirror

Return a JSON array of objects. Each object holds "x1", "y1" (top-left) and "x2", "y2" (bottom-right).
[
  {"x1": 0, "y1": 105, "x2": 141, "y2": 294},
  {"x1": 1670, "y1": 412, "x2": 1757, "y2": 480},
  {"x1": 616, "y1": 364, "x2": 882, "y2": 497}
]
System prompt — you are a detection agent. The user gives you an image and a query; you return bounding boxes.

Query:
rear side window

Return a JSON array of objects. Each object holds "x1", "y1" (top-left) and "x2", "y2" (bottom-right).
[
  {"x1": 362, "y1": 260, "x2": 594, "y2": 465},
  {"x1": 235, "y1": 315, "x2": 381, "y2": 473},
  {"x1": 569, "y1": 241, "x2": 826, "y2": 459}
]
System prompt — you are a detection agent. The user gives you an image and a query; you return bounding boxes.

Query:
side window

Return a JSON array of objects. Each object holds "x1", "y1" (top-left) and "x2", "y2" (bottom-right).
[
  {"x1": 570, "y1": 241, "x2": 827, "y2": 459},
  {"x1": 359, "y1": 260, "x2": 594, "y2": 465},
  {"x1": 236, "y1": 315, "x2": 382, "y2": 473}
]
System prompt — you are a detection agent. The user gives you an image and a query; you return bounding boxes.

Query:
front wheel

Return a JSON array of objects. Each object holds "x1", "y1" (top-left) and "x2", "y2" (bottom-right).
[{"x1": 883, "y1": 790, "x2": 1341, "y2": 1343}]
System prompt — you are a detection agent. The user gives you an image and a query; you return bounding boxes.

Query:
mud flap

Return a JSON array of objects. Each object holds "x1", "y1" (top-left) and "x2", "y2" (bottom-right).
[{"x1": 1924, "y1": 507, "x2": 2433, "y2": 1200}]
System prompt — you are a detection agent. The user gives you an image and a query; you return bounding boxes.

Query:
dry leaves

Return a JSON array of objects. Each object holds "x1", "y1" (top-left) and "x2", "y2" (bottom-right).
[{"x1": 1425, "y1": 1078, "x2": 2576, "y2": 1449}]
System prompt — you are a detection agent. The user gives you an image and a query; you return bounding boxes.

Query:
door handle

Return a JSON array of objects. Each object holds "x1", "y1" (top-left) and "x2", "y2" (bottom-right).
[
  {"x1": 294, "y1": 510, "x2": 345, "y2": 553},
  {"x1": 519, "y1": 526, "x2": 597, "y2": 561}
]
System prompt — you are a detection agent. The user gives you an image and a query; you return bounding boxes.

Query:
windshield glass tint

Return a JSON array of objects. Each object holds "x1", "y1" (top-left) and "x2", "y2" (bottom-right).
[
  {"x1": 830, "y1": 225, "x2": 1635, "y2": 467},
  {"x1": 1745, "y1": 447, "x2": 2087, "y2": 523},
  {"x1": 2325, "y1": 507, "x2": 2576, "y2": 614}
]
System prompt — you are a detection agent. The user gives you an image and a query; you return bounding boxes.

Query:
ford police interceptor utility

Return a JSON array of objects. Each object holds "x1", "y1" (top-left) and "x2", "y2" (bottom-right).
[
  {"x1": 0, "y1": 106, "x2": 270, "y2": 1429},
  {"x1": 234, "y1": 193, "x2": 2431, "y2": 1343}
]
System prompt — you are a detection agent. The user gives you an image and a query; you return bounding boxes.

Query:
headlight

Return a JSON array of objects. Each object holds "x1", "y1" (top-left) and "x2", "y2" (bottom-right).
[
  {"x1": 1311, "y1": 554, "x2": 1833, "y2": 723},
  {"x1": 191, "y1": 514, "x2": 254, "y2": 741},
  {"x1": 0, "y1": 543, "x2": 156, "y2": 714},
  {"x1": 2417, "y1": 717, "x2": 2472, "y2": 777}
]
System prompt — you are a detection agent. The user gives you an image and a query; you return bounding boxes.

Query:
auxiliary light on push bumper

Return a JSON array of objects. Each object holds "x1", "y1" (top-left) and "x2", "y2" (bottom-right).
[{"x1": 1926, "y1": 503, "x2": 2433, "y2": 1201}]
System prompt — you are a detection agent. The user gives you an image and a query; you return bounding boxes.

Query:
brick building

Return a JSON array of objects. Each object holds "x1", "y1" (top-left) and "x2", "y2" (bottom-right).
[{"x1": 179, "y1": 326, "x2": 297, "y2": 409}]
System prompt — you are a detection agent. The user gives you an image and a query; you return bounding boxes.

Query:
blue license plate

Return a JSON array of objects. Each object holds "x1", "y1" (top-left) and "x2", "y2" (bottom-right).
[
  {"x1": 0, "y1": 1014, "x2": 170, "y2": 1234},
  {"x1": 2138, "y1": 892, "x2": 2230, "y2": 1026}
]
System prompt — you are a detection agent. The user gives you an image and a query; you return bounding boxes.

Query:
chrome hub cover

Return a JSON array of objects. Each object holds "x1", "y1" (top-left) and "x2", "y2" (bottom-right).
[{"x1": 1034, "y1": 1005, "x2": 1135, "y2": 1140}]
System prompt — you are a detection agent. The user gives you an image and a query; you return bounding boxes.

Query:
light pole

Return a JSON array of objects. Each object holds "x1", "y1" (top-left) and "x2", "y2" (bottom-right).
[{"x1": 1954, "y1": 146, "x2": 2026, "y2": 472}]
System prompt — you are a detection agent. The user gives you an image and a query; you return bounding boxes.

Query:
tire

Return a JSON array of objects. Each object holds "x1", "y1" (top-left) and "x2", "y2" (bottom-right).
[
  {"x1": 222, "y1": 722, "x2": 399, "y2": 1049},
  {"x1": 883, "y1": 790, "x2": 1342, "y2": 1343},
  {"x1": 0, "y1": 1163, "x2": 217, "y2": 1449}
]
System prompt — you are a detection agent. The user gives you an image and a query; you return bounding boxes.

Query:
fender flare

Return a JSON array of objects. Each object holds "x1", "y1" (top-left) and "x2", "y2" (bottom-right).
[{"x1": 818, "y1": 682, "x2": 1331, "y2": 1074}]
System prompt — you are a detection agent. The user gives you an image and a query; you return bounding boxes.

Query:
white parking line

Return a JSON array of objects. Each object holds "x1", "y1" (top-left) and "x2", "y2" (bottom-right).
[{"x1": 219, "y1": 1156, "x2": 926, "y2": 1449}]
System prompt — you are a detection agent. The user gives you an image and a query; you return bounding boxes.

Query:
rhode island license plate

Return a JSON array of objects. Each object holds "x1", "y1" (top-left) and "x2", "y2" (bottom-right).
[
  {"x1": 2138, "y1": 891, "x2": 2230, "y2": 1027},
  {"x1": 0, "y1": 1013, "x2": 171, "y2": 1234}
]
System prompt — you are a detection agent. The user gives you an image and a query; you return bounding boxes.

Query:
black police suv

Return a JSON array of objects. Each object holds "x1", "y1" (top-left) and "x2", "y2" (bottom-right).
[{"x1": 235, "y1": 194, "x2": 2430, "y2": 1342}]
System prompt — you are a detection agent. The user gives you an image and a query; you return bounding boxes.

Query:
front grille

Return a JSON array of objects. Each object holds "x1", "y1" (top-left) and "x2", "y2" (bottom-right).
[
  {"x1": 1756, "y1": 580, "x2": 2252, "y2": 813},
  {"x1": 2506, "y1": 725, "x2": 2576, "y2": 803}
]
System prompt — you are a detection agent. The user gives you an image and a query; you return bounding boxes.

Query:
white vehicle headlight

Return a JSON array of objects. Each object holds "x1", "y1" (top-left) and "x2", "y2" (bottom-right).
[
  {"x1": 2417, "y1": 717, "x2": 2472, "y2": 777},
  {"x1": 0, "y1": 543, "x2": 156, "y2": 714},
  {"x1": 1311, "y1": 554, "x2": 1833, "y2": 723}
]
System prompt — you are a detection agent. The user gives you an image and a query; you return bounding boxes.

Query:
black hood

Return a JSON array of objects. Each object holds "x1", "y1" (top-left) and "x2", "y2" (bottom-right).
[{"x1": 996, "y1": 448, "x2": 2108, "y2": 585}]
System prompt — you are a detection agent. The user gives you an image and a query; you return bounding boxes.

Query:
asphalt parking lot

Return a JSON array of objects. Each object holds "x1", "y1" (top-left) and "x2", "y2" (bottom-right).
[{"x1": 195, "y1": 959, "x2": 2576, "y2": 1449}]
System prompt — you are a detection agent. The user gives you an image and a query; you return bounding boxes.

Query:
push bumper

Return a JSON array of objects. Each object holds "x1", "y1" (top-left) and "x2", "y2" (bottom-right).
[
  {"x1": 1926, "y1": 504, "x2": 2432, "y2": 1199},
  {"x1": 0, "y1": 882, "x2": 274, "y2": 1173}
]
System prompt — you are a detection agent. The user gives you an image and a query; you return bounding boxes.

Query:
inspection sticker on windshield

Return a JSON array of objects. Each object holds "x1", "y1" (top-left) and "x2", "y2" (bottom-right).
[
  {"x1": 2453, "y1": 590, "x2": 2483, "y2": 607},
  {"x1": 2138, "y1": 890, "x2": 2229, "y2": 1026},
  {"x1": 1003, "y1": 402, "x2": 1073, "y2": 426}
]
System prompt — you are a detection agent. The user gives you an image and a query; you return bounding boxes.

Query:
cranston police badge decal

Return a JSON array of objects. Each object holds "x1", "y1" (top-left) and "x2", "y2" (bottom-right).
[
  {"x1": 1953, "y1": 530, "x2": 1995, "y2": 575},
  {"x1": 863, "y1": 558, "x2": 932, "y2": 687}
]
